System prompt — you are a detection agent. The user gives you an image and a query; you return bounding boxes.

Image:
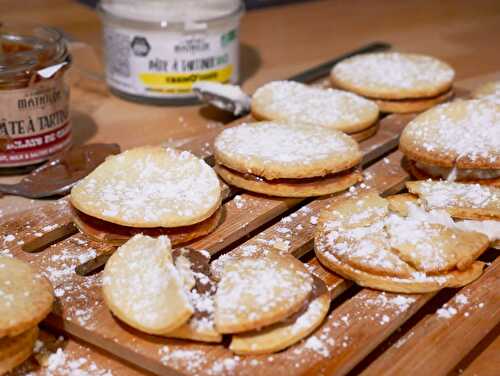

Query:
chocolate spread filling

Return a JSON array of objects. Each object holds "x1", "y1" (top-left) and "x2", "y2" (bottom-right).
[
  {"x1": 220, "y1": 164, "x2": 358, "y2": 185},
  {"x1": 279, "y1": 274, "x2": 328, "y2": 325},
  {"x1": 173, "y1": 248, "x2": 216, "y2": 320}
]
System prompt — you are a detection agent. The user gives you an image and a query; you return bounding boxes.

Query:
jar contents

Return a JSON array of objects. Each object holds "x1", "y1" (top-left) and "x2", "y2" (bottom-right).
[
  {"x1": 0, "y1": 23, "x2": 71, "y2": 168},
  {"x1": 99, "y1": 0, "x2": 244, "y2": 105}
]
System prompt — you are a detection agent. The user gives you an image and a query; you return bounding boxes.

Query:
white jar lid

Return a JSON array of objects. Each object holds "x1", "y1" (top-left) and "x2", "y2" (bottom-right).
[{"x1": 100, "y1": 0, "x2": 243, "y2": 23}]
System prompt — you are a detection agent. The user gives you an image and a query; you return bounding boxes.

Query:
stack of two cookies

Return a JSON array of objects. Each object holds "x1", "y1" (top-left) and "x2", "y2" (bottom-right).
[
  {"x1": 70, "y1": 146, "x2": 223, "y2": 246},
  {"x1": 0, "y1": 257, "x2": 53, "y2": 373},
  {"x1": 314, "y1": 192, "x2": 489, "y2": 293},
  {"x1": 103, "y1": 234, "x2": 331, "y2": 355},
  {"x1": 214, "y1": 121, "x2": 363, "y2": 198},
  {"x1": 314, "y1": 181, "x2": 499, "y2": 293},
  {"x1": 331, "y1": 52, "x2": 455, "y2": 113},
  {"x1": 400, "y1": 99, "x2": 500, "y2": 186}
]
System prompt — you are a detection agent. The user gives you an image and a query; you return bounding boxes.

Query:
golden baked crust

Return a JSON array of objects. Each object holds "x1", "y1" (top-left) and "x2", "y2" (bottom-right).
[
  {"x1": 403, "y1": 158, "x2": 500, "y2": 187},
  {"x1": 229, "y1": 276, "x2": 329, "y2": 355},
  {"x1": 373, "y1": 89, "x2": 454, "y2": 113},
  {"x1": 251, "y1": 81, "x2": 379, "y2": 133},
  {"x1": 331, "y1": 52, "x2": 455, "y2": 99},
  {"x1": 0, "y1": 257, "x2": 53, "y2": 338},
  {"x1": 0, "y1": 327, "x2": 39, "y2": 374},
  {"x1": 315, "y1": 248, "x2": 484, "y2": 294},
  {"x1": 214, "y1": 121, "x2": 362, "y2": 180},
  {"x1": 215, "y1": 164, "x2": 362, "y2": 198},
  {"x1": 71, "y1": 146, "x2": 222, "y2": 228},
  {"x1": 314, "y1": 191, "x2": 489, "y2": 293},
  {"x1": 72, "y1": 206, "x2": 222, "y2": 247},
  {"x1": 348, "y1": 122, "x2": 379, "y2": 141},
  {"x1": 214, "y1": 253, "x2": 313, "y2": 334},
  {"x1": 399, "y1": 100, "x2": 500, "y2": 169}
]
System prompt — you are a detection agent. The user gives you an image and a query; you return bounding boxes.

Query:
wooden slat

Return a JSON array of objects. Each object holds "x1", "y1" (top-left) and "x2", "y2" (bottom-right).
[
  {"x1": 9, "y1": 329, "x2": 149, "y2": 376},
  {"x1": 360, "y1": 257, "x2": 500, "y2": 376},
  {"x1": 38, "y1": 149, "x2": 411, "y2": 376}
]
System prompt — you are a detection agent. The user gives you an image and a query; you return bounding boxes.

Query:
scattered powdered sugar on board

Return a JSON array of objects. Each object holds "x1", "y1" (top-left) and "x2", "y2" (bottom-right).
[
  {"x1": 233, "y1": 195, "x2": 246, "y2": 209},
  {"x1": 159, "y1": 346, "x2": 208, "y2": 374},
  {"x1": 12, "y1": 334, "x2": 114, "y2": 376}
]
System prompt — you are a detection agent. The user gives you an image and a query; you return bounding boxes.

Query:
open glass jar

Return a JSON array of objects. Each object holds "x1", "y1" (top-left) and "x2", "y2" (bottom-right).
[
  {"x1": 0, "y1": 23, "x2": 71, "y2": 170},
  {"x1": 99, "y1": 0, "x2": 244, "y2": 105}
]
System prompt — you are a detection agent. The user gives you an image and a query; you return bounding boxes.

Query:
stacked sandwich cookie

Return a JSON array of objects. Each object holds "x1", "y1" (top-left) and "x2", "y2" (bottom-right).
[
  {"x1": 213, "y1": 121, "x2": 363, "y2": 197},
  {"x1": 70, "y1": 146, "x2": 223, "y2": 246},
  {"x1": 0, "y1": 257, "x2": 53, "y2": 373},
  {"x1": 331, "y1": 52, "x2": 455, "y2": 113},
  {"x1": 251, "y1": 81, "x2": 380, "y2": 141},
  {"x1": 314, "y1": 190, "x2": 491, "y2": 293},
  {"x1": 102, "y1": 235, "x2": 330, "y2": 354},
  {"x1": 400, "y1": 100, "x2": 500, "y2": 186}
]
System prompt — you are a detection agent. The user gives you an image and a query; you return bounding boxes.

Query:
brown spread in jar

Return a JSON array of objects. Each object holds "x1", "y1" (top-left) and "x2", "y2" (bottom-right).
[{"x1": 0, "y1": 23, "x2": 72, "y2": 168}]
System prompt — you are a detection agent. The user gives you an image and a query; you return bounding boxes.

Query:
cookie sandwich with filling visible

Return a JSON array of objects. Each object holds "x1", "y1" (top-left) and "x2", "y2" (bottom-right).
[
  {"x1": 70, "y1": 146, "x2": 222, "y2": 246},
  {"x1": 400, "y1": 100, "x2": 500, "y2": 186},
  {"x1": 213, "y1": 121, "x2": 363, "y2": 197},
  {"x1": 331, "y1": 52, "x2": 455, "y2": 113}
]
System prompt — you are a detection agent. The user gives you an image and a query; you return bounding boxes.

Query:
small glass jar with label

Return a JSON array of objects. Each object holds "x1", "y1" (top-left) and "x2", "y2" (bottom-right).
[
  {"x1": 0, "y1": 23, "x2": 72, "y2": 171},
  {"x1": 99, "y1": 0, "x2": 244, "y2": 105}
]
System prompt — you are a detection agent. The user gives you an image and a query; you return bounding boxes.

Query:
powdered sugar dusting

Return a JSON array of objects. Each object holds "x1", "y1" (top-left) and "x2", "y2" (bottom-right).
[
  {"x1": 72, "y1": 147, "x2": 221, "y2": 226},
  {"x1": 402, "y1": 100, "x2": 500, "y2": 165},
  {"x1": 215, "y1": 121, "x2": 359, "y2": 175},
  {"x1": 332, "y1": 52, "x2": 454, "y2": 94},
  {"x1": 252, "y1": 81, "x2": 378, "y2": 130}
]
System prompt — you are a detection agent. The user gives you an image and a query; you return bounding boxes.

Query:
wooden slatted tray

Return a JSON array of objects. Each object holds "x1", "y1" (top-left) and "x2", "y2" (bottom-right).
[{"x1": 3, "y1": 86, "x2": 499, "y2": 375}]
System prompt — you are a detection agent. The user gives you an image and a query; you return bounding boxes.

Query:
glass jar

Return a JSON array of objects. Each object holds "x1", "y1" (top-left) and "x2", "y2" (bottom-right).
[
  {"x1": 99, "y1": 0, "x2": 244, "y2": 105},
  {"x1": 0, "y1": 23, "x2": 71, "y2": 170}
]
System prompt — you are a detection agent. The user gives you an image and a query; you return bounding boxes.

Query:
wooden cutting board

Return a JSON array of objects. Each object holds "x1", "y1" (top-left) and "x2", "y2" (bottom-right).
[{"x1": 4, "y1": 74, "x2": 500, "y2": 375}]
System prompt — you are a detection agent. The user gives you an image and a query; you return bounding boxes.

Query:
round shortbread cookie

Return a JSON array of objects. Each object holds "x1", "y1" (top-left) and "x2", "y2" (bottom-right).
[
  {"x1": 472, "y1": 80, "x2": 500, "y2": 104},
  {"x1": 331, "y1": 52, "x2": 455, "y2": 99},
  {"x1": 251, "y1": 81, "x2": 379, "y2": 133},
  {"x1": 403, "y1": 158, "x2": 500, "y2": 187},
  {"x1": 215, "y1": 253, "x2": 313, "y2": 334},
  {"x1": 0, "y1": 326, "x2": 38, "y2": 374},
  {"x1": 215, "y1": 164, "x2": 362, "y2": 197},
  {"x1": 230, "y1": 275, "x2": 329, "y2": 355},
  {"x1": 373, "y1": 89, "x2": 454, "y2": 114},
  {"x1": 214, "y1": 121, "x2": 362, "y2": 180},
  {"x1": 102, "y1": 235, "x2": 193, "y2": 335},
  {"x1": 314, "y1": 191, "x2": 489, "y2": 293},
  {"x1": 72, "y1": 207, "x2": 222, "y2": 247},
  {"x1": 71, "y1": 146, "x2": 222, "y2": 228},
  {"x1": 400, "y1": 100, "x2": 500, "y2": 169},
  {"x1": 0, "y1": 257, "x2": 53, "y2": 338}
]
